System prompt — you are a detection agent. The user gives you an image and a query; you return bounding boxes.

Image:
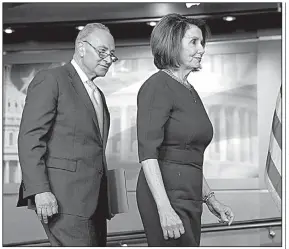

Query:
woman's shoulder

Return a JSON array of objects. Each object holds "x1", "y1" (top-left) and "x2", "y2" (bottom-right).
[
  {"x1": 139, "y1": 70, "x2": 170, "y2": 92},
  {"x1": 137, "y1": 71, "x2": 174, "y2": 104}
]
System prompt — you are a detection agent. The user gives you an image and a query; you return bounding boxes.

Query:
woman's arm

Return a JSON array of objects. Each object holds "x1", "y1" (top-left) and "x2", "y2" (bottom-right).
[
  {"x1": 141, "y1": 159, "x2": 171, "y2": 208},
  {"x1": 202, "y1": 175, "x2": 216, "y2": 202},
  {"x1": 137, "y1": 77, "x2": 185, "y2": 239},
  {"x1": 202, "y1": 175, "x2": 234, "y2": 225},
  {"x1": 141, "y1": 159, "x2": 185, "y2": 239}
]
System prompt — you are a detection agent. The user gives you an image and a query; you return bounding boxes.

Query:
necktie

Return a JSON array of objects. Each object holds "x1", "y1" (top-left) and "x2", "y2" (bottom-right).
[{"x1": 85, "y1": 80, "x2": 103, "y2": 137}]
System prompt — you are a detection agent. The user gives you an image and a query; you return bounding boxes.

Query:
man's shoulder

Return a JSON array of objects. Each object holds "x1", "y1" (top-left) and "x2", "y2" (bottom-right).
[
  {"x1": 41, "y1": 62, "x2": 71, "y2": 76},
  {"x1": 33, "y1": 62, "x2": 73, "y2": 82},
  {"x1": 27, "y1": 63, "x2": 73, "y2": 91}
]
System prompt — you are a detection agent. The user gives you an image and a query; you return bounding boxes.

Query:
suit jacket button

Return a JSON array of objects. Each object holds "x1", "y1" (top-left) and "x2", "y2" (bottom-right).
[{"x1": 98, "y1": 169, "x2": 103, "y2": 174}]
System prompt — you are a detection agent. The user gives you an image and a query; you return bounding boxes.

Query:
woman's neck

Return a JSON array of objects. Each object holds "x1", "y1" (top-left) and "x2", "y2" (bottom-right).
[{"x1": 169, "y1": 68, "x2": 191, "y2": 83}]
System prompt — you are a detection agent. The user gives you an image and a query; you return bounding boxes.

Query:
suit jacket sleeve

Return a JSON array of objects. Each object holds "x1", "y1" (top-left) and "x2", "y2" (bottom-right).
[
  {"x1": 137, "y1": 76, "x2": 173, "y2": 163},
  {"x1": 18, "y1": 70, "x2": 59, "y2": 199}
]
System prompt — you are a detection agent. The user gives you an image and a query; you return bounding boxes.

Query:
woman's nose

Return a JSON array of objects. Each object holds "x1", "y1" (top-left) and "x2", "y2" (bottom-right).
[{"x1": 198, "y1": 45, "x2": 205, "y2": 54}]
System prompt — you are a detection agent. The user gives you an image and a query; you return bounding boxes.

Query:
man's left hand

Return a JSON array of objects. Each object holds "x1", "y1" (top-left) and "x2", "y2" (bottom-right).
[{"x1": 206, "y1": 199, "x2": 234, "y2": 225}]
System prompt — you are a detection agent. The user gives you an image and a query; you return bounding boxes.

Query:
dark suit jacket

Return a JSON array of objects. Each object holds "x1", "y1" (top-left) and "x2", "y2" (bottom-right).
[{"x1": 17, "y1": 62, "x2": 111, "y2": 219}]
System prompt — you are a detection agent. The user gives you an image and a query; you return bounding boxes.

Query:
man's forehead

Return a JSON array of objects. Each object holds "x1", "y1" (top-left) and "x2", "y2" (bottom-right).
[{"x1": 86, "y1": 30, "x2": 114, "y2": 47}]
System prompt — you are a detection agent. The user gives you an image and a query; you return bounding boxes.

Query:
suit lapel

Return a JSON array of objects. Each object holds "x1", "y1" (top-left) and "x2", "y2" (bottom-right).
[
  {"x1": 99, "y1": 89, "x2": 110, "y2": 149},
  {"x1": 65, "y1": 63, "x2": 103, "y2": 143}
]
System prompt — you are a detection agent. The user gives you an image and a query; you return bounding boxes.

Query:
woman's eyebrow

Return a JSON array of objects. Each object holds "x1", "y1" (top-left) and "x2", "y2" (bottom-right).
[{"x1": 184, "y1": 36, "x2": 203, "y2": 42}]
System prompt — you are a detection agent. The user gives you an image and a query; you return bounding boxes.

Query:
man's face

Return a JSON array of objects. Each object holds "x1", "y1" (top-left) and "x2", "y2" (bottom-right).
[{"x1": 79, "y1": 29, "x2": 116, "y2": 78}]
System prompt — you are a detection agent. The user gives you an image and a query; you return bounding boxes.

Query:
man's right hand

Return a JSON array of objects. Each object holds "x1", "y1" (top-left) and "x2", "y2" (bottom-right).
[{"x1": 35, "y1": 192, "x2": 58, "y2": 224}]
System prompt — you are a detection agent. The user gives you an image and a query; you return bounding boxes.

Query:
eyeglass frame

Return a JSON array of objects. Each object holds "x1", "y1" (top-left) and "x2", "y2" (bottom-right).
[{"x1": 82, "y1": 40, "x2": 118, "y2": 63}]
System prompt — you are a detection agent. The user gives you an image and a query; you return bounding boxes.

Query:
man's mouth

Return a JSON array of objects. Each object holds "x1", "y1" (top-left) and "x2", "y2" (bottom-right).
[
  {"x1": 194, "y1": 56, "x2": 202, "y2": 62},
  {"x1": 100, "y1": 65, "x2": 109, "y2": 69}
]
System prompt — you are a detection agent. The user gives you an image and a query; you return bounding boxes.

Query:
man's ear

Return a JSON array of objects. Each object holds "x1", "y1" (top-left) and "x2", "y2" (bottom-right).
[{"x1": 78, "y1": 42, "x2": 85, "y2": 57}]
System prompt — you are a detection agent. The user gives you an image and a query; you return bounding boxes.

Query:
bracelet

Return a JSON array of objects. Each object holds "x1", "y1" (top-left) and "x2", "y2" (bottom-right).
[{"x1": 203, "y1": 191, "x2": 215, "y2": 203}]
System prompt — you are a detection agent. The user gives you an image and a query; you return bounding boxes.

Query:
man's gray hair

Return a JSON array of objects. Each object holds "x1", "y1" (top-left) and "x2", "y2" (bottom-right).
[{"x1": 75, "y1": 23, "x2": 110, "y2": 47}]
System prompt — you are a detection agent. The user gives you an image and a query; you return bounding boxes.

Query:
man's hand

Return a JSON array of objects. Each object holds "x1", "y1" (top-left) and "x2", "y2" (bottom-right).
[{"x1": 35, "y1": 192, "x2": 58, "y2": 224}]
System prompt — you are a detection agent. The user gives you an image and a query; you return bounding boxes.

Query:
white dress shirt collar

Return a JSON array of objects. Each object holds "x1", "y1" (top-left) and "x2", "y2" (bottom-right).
[{"x1": 71, "y1": 59, "x2": 89, "y2": 83}]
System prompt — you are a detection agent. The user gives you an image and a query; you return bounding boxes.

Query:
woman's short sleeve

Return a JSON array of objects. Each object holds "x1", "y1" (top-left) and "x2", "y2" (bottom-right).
[{"x1": 137, "y1": 75, "x2": 173, "y2": 162}]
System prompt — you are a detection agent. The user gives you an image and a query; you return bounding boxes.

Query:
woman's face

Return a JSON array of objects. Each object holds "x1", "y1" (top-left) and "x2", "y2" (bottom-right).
[{"x1": 179, "y1": 24, "x2": 205, "y2": 70}]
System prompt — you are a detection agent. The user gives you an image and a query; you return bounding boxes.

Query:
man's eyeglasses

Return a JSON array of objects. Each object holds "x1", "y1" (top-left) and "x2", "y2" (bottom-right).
[{"x1": 83, "y1": 40, "x2": 118, "y2": 63}]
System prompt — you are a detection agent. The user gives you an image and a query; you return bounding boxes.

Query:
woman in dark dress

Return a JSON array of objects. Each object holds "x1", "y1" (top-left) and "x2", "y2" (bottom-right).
[{"x1": 136, "y1": 14, "x2": 234, "y2": 246}]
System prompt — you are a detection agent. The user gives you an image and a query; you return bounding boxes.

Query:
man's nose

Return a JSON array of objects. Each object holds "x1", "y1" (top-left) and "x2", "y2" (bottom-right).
[{"x1": 103, "y1": 55, "x2": 112, "y2": 64}]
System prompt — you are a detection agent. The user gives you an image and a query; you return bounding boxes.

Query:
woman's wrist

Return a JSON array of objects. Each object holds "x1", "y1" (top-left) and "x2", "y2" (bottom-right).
[
  {"x1": 203, "y1": 191, "x2": 217, "y2": 205},
  {"x1": 156, "y1": 197, "x2": 171, "y2": 210}
]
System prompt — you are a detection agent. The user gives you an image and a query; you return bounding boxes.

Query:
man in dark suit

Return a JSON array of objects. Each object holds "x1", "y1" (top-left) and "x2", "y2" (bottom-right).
[{"x1": 17, "y1": 23, "x2": 118, "y2": 246}]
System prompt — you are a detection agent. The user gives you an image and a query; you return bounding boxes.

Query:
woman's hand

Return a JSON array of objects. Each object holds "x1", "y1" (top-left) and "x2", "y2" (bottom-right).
[
  {"x1": 158, "y1": 205, "x2": 185, "y2": 240},
  {"x1": 206, "y1": 199, "x2": 234, "y2": 225}
]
